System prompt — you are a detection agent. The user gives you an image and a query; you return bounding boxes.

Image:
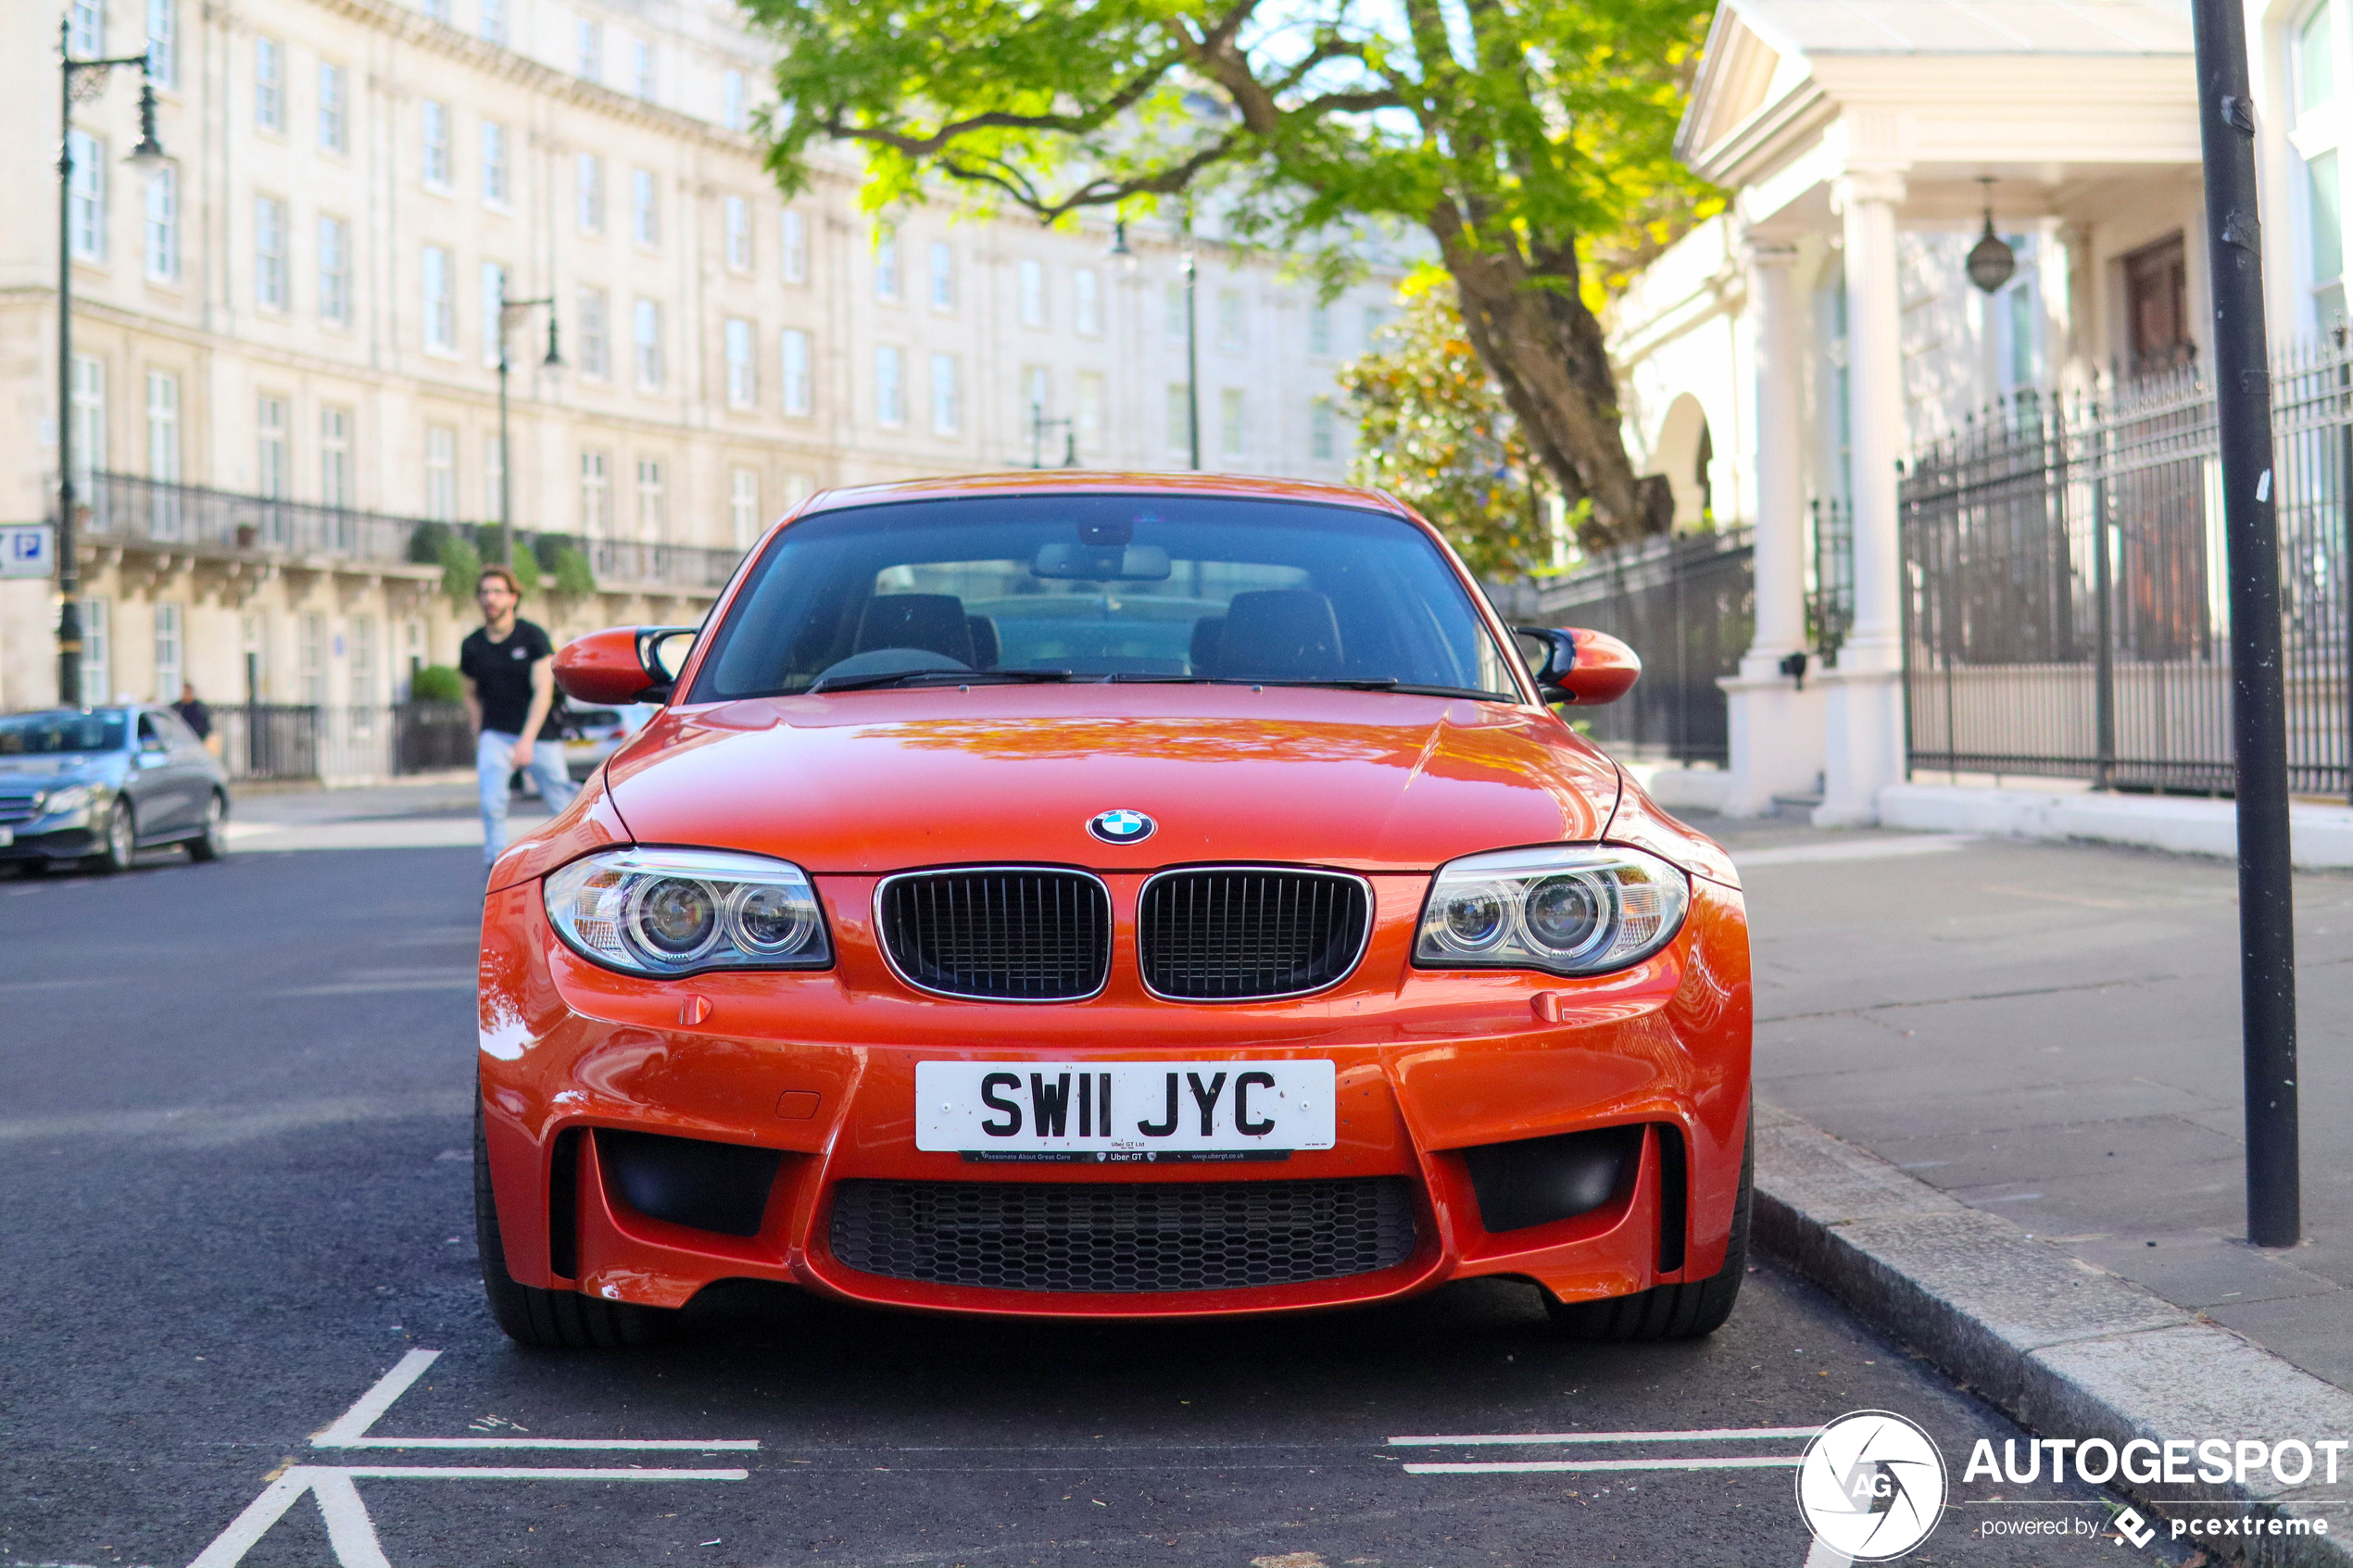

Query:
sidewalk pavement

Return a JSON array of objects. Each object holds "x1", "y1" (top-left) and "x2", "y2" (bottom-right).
[
  {"x1": 223, "y1": 775, "x2": 553, "y2": 850},
  {"x1": 1689, "y1": 807, "x2": 2353, "y2": 1392}
]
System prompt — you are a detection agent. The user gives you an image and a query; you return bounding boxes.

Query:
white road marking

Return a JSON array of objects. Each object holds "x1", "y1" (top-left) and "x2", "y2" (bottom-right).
[
  {"x1": 1733, "y1": 835, "x2": 1977, "y2": 867},
  {"x1": 272, "y1": 977, "x2": 477, "y2": 996},
  {"x1": 1402, "y1": 1455, "x2": 1804, "y2": 1475},
  {"x1": 313, "y1": 1348, "x2": 759, "y2": 1451},
  {"x1": 312, "y1": 1349, "x2": 440, "y2": 1443},
  {"x1": 1390, "y1": 1425, "x2": 1822, "y2": 1447},
  {"x1": 1802, "y1": 1534, "x2": 1854, "y2": 1568},
  {"x1": 324, "y1": 1465, "x2": 753, "y2": 1479}
]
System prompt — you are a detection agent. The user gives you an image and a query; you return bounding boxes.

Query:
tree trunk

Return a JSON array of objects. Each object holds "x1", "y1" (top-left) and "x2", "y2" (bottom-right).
[{"x1": 1434, "y1": 227, "x2": 1672, "y2": 552}]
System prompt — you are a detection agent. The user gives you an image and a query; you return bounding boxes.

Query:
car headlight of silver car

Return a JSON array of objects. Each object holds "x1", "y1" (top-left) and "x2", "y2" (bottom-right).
[
  {"x1": 545, "y1": 847, "x2": 831, "y2": 976},
  {"x1": 40, "y1": 784, "x2": 94, "y2": 819},
  {"x1": 1416, "y1": 845, "x2": 1691, "y2": 976}
]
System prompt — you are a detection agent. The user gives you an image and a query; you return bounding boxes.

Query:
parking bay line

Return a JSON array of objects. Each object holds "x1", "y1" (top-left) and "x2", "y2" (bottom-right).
[
  {"x1": 1403, "y1": 1455, "x2": 1806, "y2": 1474},
  {"x1": 1390, "y1": 1425, "x2": 1822, "y2": 1447},
  {"x1": 1392, "y1": 1424, "x2": 1816, "y2": 1477},
  {"x1": 313, "y1": 1347, "x2": 760, "y2": 1451}
]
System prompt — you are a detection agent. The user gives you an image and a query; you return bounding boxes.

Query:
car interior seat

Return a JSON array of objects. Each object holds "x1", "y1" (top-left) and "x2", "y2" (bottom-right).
[
  {"x1": 1210, "y1": 590, "x2": 1342, "y2": 680},
  {"x1": 1189, "y1": 616, "x2": 1224, "y2": 676},
  {"x1": 965, "y1": 615, "x2": 1000, "y2": 671},
  {"x1": 854, "y1": 594, "x2": 976, "y2": 668}
]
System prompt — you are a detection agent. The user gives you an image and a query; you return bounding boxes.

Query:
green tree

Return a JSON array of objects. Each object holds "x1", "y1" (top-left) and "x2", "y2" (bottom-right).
[
  {"x1": 747, "y1": 0, "x2": 1716, "y2": 546},
  {"x1": 1338, "y1": 268, "x2": 1558, "y2": 580}
]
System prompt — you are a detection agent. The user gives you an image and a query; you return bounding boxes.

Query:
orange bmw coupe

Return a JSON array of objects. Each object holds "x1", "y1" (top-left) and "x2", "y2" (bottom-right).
[{"x1": 474, "y1": 473, "x2": 1750, "y2": 1348}]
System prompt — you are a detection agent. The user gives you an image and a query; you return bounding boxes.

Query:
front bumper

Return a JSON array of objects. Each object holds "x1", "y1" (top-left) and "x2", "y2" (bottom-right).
[{"x1": 478, "y1": 869, "x2": 1751, "y2": 1319}]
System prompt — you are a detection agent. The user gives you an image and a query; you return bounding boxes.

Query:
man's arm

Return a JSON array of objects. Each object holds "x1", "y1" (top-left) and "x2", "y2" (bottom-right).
[
  {"x1": 461, "y1": 673, "x2": 482, "y2": 735},
  {"x1": 513, "y1": 657, "x2": 557, "y2": 768}
]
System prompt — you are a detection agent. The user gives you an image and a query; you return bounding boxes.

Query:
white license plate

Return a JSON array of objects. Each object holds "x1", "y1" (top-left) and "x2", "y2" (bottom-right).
[
  {"x1": 0, "y1": 827, "x2": 11, "y2": 847},
  {"x1": 915, "y1": 1060, "x2": 1337, "y2": 1162}
]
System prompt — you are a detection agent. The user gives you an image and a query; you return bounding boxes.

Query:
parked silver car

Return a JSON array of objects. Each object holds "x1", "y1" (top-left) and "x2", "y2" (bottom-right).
[{"x1": 0, "y1": 707, "x2": 232, "y2": 873}]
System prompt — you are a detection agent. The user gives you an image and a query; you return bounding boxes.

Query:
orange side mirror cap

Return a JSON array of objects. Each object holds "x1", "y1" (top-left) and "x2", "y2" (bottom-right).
[
  {"x1": 1513, "y1": 625, "x2": 1642, "y2": 707},
  {"x1": 554, "y1": 625, "x2": 698, "y2": 706}
]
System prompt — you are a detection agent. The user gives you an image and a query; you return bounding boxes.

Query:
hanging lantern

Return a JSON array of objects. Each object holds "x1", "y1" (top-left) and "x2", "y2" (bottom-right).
[{"x1": 1967, "y1": 177, "x2": 2016, "y2": 294}]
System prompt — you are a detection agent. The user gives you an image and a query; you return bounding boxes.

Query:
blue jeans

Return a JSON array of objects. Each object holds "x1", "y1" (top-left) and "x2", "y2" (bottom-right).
[{"x1": 478, "y1": 729, "x2": 581, "y2": 866}]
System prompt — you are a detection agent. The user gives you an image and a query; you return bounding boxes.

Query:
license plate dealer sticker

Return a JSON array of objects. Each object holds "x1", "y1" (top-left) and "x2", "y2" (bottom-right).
[{"x1": 915, "y1": 1060, "x2": 1337, "y2": 1162}]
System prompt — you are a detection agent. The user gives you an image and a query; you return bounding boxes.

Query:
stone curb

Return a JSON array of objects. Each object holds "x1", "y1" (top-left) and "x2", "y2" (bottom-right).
[
  {"x1": 1877, "y1": 783, "x2": 2353, "y2": 870},
  {"x1": 1751, "y1": 1101, "x2": 2353, "y2": 1567}
]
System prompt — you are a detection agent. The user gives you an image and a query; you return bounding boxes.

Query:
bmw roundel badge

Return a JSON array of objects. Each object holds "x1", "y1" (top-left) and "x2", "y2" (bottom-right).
[{"x1": 1088, "y1": 809, "x2": 1156, "y2": 845}]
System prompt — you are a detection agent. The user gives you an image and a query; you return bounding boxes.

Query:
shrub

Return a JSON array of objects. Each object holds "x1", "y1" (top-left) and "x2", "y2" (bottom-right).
[{"x1": 409, "y1": 663, "x2": 464, "y2": 702}]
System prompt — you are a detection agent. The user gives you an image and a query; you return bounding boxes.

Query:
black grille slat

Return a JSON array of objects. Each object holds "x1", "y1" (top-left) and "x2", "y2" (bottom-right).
[
  {"x1": 0, "y1": 794, "x2": 40, "y2": 826},
  {"x1": 829, "y1": 1177, "x2": 1416, "y2": 1292},
  {"x1": 1140, "y1": 870, "x2": 1369, "y2": 1000},
  {"x1": 880, "y1": 870, "x2": 1110, "y2": 1000}
]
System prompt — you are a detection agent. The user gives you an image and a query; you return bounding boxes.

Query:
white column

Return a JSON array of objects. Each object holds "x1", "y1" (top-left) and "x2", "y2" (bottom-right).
[
  {"x1": 1816, "y1": 169, "x2": 1909, "y2": 827},
  {"x1": 1718, "y1": 239, "x2": 1826, "y2": 817}
]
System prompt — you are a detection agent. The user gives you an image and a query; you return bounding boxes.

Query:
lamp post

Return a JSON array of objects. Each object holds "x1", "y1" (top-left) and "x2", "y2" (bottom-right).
[
  {"x1": 494, "y1": 297, "x2": 562, "y2": 566},
  {"x1": 1180, "y1": 211, "x2": 1200, "y2": 470},
  {"x1": 57, "y1": 16, "x2": 168, "y2": 708}
]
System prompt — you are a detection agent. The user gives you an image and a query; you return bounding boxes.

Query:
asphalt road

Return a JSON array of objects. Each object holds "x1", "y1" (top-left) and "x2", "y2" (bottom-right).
[{"x1": 0, "y1": 844, "x2": 2191, "y2": 1567}]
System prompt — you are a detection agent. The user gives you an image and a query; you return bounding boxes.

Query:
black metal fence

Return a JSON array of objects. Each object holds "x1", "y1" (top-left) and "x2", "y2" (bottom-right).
[
  {"x1": 215, "y1": 704, "x2": 321, "y2": 782},
  {"x1": 394, "y1": 702, "x2": 474, "y2": 773},
  {"x1": 1520, "y1": 529, "x2": 1755, "y2": 766},
  {"x1": 1901, "y1": 341, "x2": 2353, "y2": 796}
]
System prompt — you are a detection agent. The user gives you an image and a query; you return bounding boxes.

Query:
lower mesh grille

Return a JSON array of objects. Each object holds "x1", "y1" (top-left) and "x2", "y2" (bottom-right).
[{"x1": 828, "y1": 1176, "x2": 1417, "y2": 1292}]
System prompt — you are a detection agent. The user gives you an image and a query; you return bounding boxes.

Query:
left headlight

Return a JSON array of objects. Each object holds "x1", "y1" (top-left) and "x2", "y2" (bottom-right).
[
  {"x1": 545, "y1": 847, "x2": 832, "y2": 977},
  {"x1": 1416, "y1": 845, "x2": 1690, "y2": 977},
  {"x1": 41, "y1": 784, "x2": 94, "y2": 819}
]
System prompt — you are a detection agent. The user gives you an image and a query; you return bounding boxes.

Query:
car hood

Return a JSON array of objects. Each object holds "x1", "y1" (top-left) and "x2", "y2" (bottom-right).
[
  {"x1": 601, "y1": 685, "x2": 1623, "y2": 874},
  {"x1": 0, "y1": 757, "x2": 113, "y2": 784}
]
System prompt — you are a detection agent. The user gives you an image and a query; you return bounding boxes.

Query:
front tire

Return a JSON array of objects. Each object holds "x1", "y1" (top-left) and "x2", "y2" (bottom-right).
[
  {"x1": 186, "y1": 792, "x2": 229, "y2": 862},
  {"x1": 1546, "y1": 1113, "x2": 1751, "y2": 1341},
  {"x1": 473, "y1": 1098, "x2": 675, "y2": 1348},
  {"x1": 89, "y1": 799, "x2": 135, "y2": 874}
]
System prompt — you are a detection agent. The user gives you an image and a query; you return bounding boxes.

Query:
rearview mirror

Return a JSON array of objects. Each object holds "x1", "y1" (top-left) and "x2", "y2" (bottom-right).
[
  {"x1": 554, "y1": 625, "x2": 699, "y2": 706},
  {"x1": 1031, "y1": 542, "x2": 1173, "y2": 582},
  {"x1": 1513, "y1": 625, "x2": 1642, "y2": 707}
]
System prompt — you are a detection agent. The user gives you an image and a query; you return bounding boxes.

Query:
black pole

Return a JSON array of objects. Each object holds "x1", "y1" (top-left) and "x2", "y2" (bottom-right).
[
  {"x1": 56, "y1": 16, "x2": 82, "y2": 709},
  {"x1": 2191, "y1": 0, "x2": 2300, "y2": 1248},
  {"x1": 497, "y1": 336, "x2": 512, "y2": 565},
  {"x1": 1183, "y1": 214, "x2": 1201, "y2": 471}
]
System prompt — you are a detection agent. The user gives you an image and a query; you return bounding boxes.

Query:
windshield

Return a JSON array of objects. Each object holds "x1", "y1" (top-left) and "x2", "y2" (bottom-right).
[
  {"x1": 691, "y1": 495, "x2": 1520, "y2": 701},
  {"x1": 0, "y1": 712, "x2": 128, "y2": 756}
]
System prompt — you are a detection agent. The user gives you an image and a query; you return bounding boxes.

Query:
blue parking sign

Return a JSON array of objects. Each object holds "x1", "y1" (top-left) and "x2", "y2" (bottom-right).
[{"x1": 1, "y1": 524, "x2": 56, "y2": 579}]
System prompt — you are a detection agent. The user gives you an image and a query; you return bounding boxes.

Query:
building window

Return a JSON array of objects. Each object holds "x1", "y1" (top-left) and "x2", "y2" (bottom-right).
[
  {"x1": 631, "y1": 38, "x2": 655, "y2": 101},
  {"x1": 1362, "y1": 304, "x2": 1386, "y2": 349},
  {"x1": 725, "y1": 194, "x2": 750, "y2": 271},
  {"x1": 1310, "y1": 397, "x2": 1337, "y2": 461},
  {"x1": 781, "y1": 328, "x2": 812, "y2": 417},
  {"x1": 930, "y1": 353, "x2": 959, "y2": 435},
  {"x1": 723, "y1": 69, "x2": 746, "y2": 132},
  {"x1": 318, "y1": 63, "x2": 346, "y2": 152},
  {"x1": 479, "y1": 0, "x2": 505, "y2": 45},
  {"x1": 82, "y1": 599, "x2": 111, "y2": 704},
  {"x1": 576, "y1": 154, "x2": 604, "y2": 234},
  {"x1": 1018, "y1": 258, "x2": 1046, "y2": 327},
  {"x1": 422, "y1": 102, "x2": 451, "y2": 188},
  {"x1": 1995, "y1": 236, "x2": 2045, "y2": 394},
  {"x1": 299, "y1": 612, "x2": 326, "y2": 704},
  {"x1": 1219, "y1": 388, "x2": 1245, "y2": 458},
  {"x1": 68, "y1": 132, "x2": 107, "y2": 262},
  {"x1": 70, "y1": 356, "x2": 106, "y2": 492},
  {"x1": 580, "y1": 449, "x2": 610, "y2": 537},
  {"x1": 2300, "y1": 1, "x2": 2336, "y2": 114},
  {"x1": 254, "y1": 195, "x2": 286, "y2": 309},
  {"x1": 154, "y1": 602, "x2": 182, "y2": 701},
  {"x1": 1074, "y1": 268, "x2": 1100, "y2": 335},
  {"x1": 318, "y1": 216, "x2": 350, "y2": 324},
  {"x1": 255, "y1": 37, "x2": 283, "y2": 132},
  {"x1": 781, "y1": 210, "x2": 808, "y2": 283},
  {"x1": 321, "y1": 405, "x2": 352, "y2": 508},
  {"x1": 725, "y1": 318, "x2": 755, "y2": 408},
  {"x1": 145, "y1": 0, "x2": 176, "y2": 89},
  {"x1": 875, "y1": 345, "x2": 904, "y2": 426},
  {"x1": 1164, "y1": 281, "x2": 1188, "y2": 342},
  {"x1": 1165, "y1": 383, "x2": 1191, "y2": 451},
  {"x1": 1308, "y1": 303, "x2": 1331, "y2": 356},
  {"x1": 1076, "y1": 370, "x2": 1103, "y2": 450},
  {"x1": 424, "y1": 425, "x2": 457, "y2": 521},
  {"x1": 145, "y1": 165, "x2": 177, "y2": 281},
  {"x1": 730, "y1": 469, "x2": 758, "y2": 548},
  {"x1": 257, "y1": 395, "x2": 288, "y2": 499},
  {"x1": 1216, "y1": 288, "x2": 1245, "y2": 353},
  {"x1": 634, "y1": 297, "x2": 662, "y2": 388},
  {"x1": 422, "y1": 0, "x2": 449, "y2": 21},
  {"x1": 635, "y1": 458, "x2": 666, "y2": 539},
  {"x1": 578, "y1": 287, "x2": 609, "y2": 378},
  {"x1": 929, "y1": 242, "x2": 955, "y2": 311},
  {"x1": 69, "y1": 0, "x2": 104, "y2": 58},
  {"x1": 481, "y1": 261, "x2": 507, "y2": 367},
  {"x1": 632, "y1": 169, "x2": 658, "y2": 246},
  {"x1": 575, "y1": 19, "x2": 600, "y2": 81},
  {"x1": 349, "y1": 614, "x2": 376, "y2": 707},
  {"x1": 422, "y1": 246, "x2": 454, "y2": 351},
  {"x1": 874, "y1": 224, "x2": 900, "y2": 302},
  {"x1": 2297, "y1": 4, "x2": 2346, "y2": 332},
  {"x1": 480, "y1": 122, "x2": 508, "y2": 206},
  {"x1": 146, "y1": 370, "x2": 179, "y2": 483}
]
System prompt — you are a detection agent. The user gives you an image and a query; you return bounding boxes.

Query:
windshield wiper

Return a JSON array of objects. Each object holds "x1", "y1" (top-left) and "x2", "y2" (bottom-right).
[
  {"x1": 1259, "y1": 678, "x2": 1511, "y2": 699},
  {"x1": 807, "y1": 669, "x2": 1083, "y2": 694}
]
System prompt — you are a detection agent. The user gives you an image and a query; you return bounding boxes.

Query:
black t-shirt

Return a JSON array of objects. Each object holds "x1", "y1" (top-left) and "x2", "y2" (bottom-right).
[
  {"x1": 173, "y1": 698, "x2": 211, "y2": 740},
  {"x1": 459, "y1": 620, "x2": 556, "y2": 736}
]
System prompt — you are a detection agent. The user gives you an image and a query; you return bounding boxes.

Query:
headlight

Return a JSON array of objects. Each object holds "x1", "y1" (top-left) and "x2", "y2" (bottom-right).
[
  {"x1": 41, "y1": 784, "x2": 93, "y2": 819},
  {"x1": 545, "y1": 847, "x2": 831, "y2": 976},
  {"x1": 1416, "y1": 845, "x2": 1690, "y2": 976}
]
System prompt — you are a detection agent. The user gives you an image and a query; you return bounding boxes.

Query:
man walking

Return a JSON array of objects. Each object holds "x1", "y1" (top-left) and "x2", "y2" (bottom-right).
[{"x1": 459, "y1": 565, "x2": 578, "y2": 869}]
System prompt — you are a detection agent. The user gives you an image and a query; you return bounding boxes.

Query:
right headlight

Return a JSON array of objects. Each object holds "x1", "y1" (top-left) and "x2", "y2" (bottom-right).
[
  {"x1": 545, "y1": 847, "x2": 832, "y2": 977},
  {"x1": 1415, "y1": 845, "x2": 1690, "y2": 977},
  {"x1": 40, "y1": 784, "x2": 93, "y2": 820}
]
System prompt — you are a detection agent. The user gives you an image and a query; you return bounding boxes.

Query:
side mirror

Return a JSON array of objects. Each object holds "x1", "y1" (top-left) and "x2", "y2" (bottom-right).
[
  {"x1": 1512, "y1": 626, "x2": 1642, "y2": 707},
  {"x1": 554, "y1": 625, "x2": 699, "y2": 707}
]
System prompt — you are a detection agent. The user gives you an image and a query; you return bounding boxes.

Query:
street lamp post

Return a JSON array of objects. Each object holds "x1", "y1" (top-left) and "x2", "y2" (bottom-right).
[
  {"x1": 494, "y1": 297, "x2": 562, "y2": 566},
  {"x1": 57, "y1": 17, "x2": 168, "y2": 708},
  {"x1": 1180, "y1": 212, "x2": 1201, "y2": 471},
  {"x1": 1028, "y1": 403, "x2": 1076, "y2": 469}
]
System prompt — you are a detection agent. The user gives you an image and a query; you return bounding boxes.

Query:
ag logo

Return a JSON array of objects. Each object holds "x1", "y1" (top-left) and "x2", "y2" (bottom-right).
[
  {"x1": 1794, "y1": 1411, "x2": 1947, "y2": 1561},
  {"x1": 1087, "y1": 809, "x2": 1155, "y2": 845}
]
